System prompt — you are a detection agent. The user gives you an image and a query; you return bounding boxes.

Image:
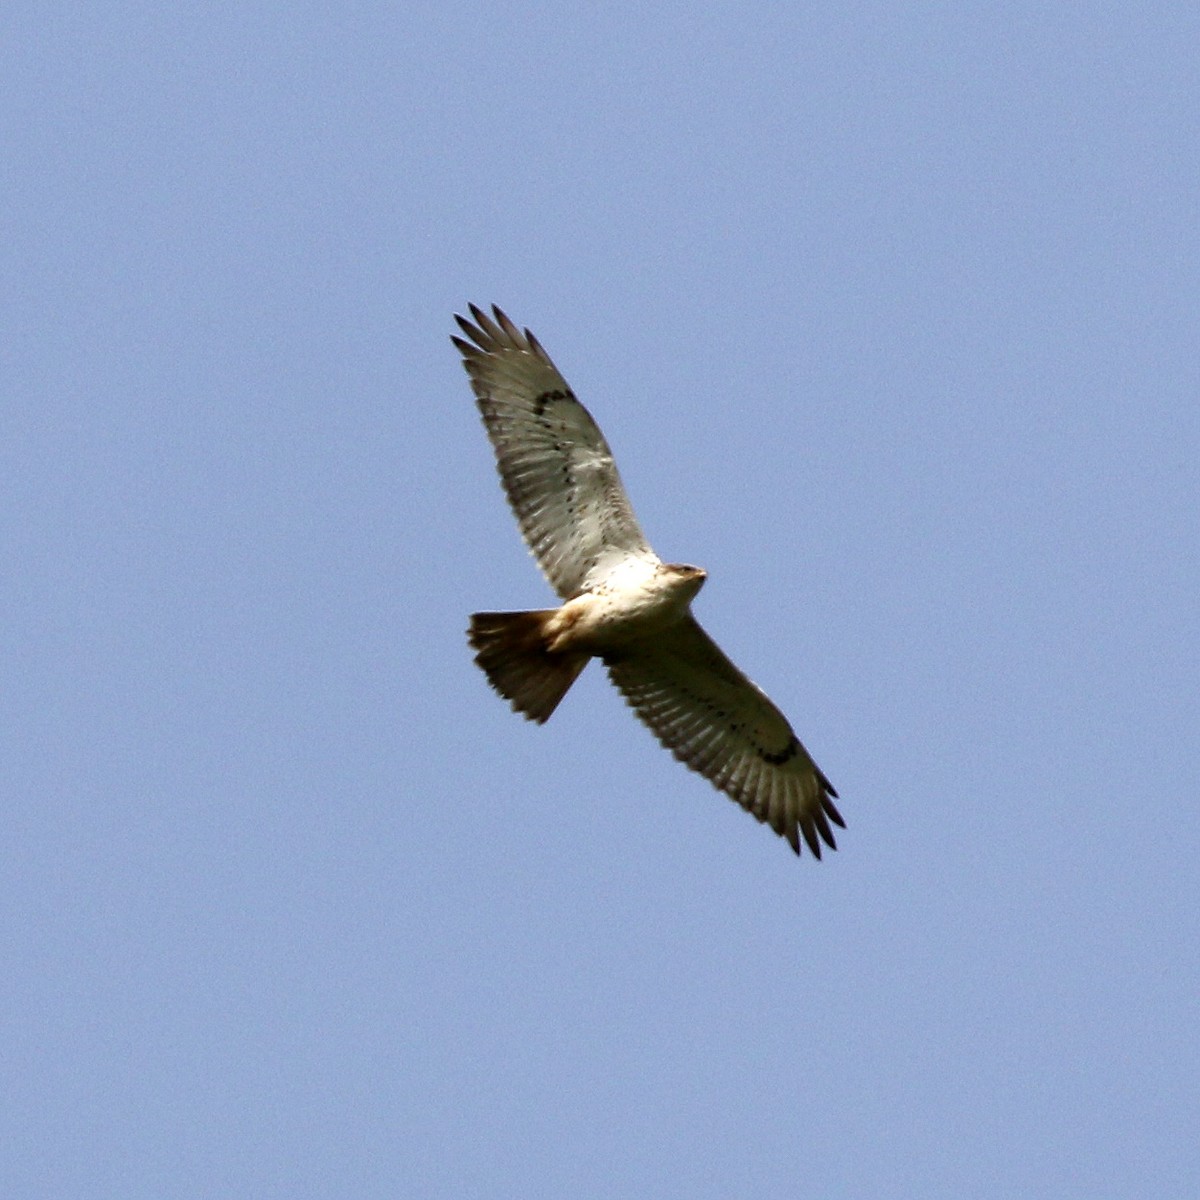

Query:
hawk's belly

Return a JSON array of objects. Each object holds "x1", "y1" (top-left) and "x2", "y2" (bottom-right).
[{"x1": 546, "y1": 570, "x2": 704, "y2": 655}]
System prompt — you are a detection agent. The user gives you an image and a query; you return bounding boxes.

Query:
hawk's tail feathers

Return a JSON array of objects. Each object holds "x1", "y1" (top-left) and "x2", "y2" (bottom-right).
[{"x1": 468, "y1": 610, "x2": 588, "y2": 724}]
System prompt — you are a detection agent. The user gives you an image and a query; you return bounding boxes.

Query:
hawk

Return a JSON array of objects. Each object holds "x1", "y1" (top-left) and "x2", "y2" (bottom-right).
[{"x1": 454, "y1": 304, "x2": 844, "y2": 857}]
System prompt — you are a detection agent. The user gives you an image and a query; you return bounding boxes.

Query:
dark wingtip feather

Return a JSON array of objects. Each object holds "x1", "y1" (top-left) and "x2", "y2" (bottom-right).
[
  {"x1": 823, "y1": 794, "x2": 846, "y2": 829},
  {"x1": 492, "y1": 306, "x2": 522, "y2": 342},
  {"x1": 469, "y1": 303, "x2": 507, "y2": 344},
  {"x1": 800, "y1": 822, "x2": 823, "y2": 859},
  {"x1": 453, "y1": 311, "x2": 484, "y2": 344},
  {"x1": 814, "y1": 807, "x2": 839, "y2": 851}
]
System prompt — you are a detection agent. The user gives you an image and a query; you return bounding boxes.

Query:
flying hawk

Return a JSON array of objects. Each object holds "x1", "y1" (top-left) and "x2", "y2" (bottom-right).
[{"x1": 454, "y1": 304, "x2": 844, "y2": 857}]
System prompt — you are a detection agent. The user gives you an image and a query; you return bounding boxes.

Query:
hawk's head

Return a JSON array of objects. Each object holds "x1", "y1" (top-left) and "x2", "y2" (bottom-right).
[{"x1": 663, "y1": 562, "x2": 707, "y2": 601}]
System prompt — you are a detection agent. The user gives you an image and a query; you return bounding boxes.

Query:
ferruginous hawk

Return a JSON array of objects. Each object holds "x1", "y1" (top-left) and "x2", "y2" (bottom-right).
[{"x1": 454, "y1": 304, "x2": 844, "y2": 858}]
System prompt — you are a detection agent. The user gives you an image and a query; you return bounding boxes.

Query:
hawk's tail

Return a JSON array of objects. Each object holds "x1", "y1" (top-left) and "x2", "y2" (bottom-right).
[{"x1": 468, "y1": 611, "x2": 589, "y2": 724}]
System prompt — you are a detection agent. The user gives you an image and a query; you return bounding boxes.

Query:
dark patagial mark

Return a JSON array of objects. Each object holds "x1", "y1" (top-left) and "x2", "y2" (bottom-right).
[
  {"x1": 759, "y1": 735, "x2": 801, "y2": 766},
  {"x1": 533, "y1": 389, "x2": 574, "y2": 417}
]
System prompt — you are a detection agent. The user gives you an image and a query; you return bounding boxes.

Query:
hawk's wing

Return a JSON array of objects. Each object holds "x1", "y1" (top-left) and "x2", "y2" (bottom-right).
[
  {"x1": 453, "y1": 305, "x2": 658, "y2": 600},
  {"x1": 606, "y1": 616, "x2": 843, "y2": 857}
]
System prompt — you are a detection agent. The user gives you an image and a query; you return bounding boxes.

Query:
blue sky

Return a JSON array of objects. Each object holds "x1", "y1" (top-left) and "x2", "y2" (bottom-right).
[{"x1": 5, "y1": 3, "x2": 1198, "y2": 1196}]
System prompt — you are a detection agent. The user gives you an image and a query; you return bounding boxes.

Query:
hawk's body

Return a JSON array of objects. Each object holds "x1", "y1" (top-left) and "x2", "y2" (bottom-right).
[{"x1": 454, "y1": 304, "x2": 844, "y2": 857}]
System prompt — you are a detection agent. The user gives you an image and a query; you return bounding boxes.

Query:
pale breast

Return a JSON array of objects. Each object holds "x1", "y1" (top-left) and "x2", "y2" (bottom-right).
[{"x1": 549, "y1": 562, "x2": 703, "y2": 654}]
